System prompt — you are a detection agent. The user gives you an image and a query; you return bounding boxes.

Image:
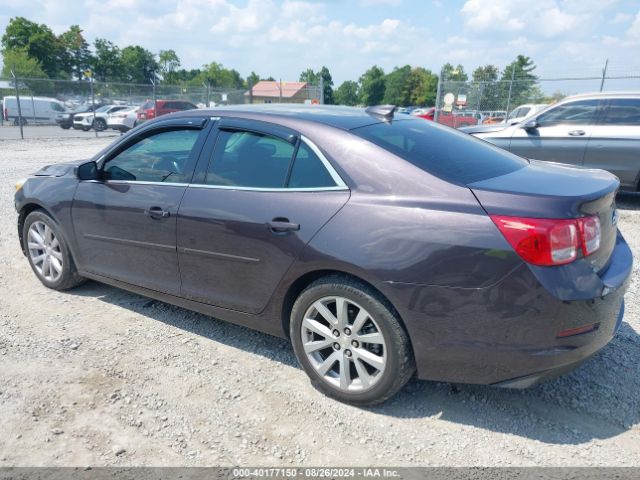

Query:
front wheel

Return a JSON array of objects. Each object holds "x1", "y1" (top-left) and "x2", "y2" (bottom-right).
[
  {"x1": 23, "y1": 210, "x2": 85, "y2": 291},
  {"x1": 93, "y1": 118, "x2": 106, "y2": 131},
  {"x1": 60, "y1": 125, "x2": 71, "y2": 130},
  {"x1": 290, "y1": 276, "x2": 415, "y2": 406}
]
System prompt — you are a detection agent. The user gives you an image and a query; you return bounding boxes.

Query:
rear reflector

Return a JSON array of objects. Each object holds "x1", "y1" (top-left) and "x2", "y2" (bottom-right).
[
  {"x1": 490, "y1": 215, "x2": 601, "y2": 266},
  {"x1": 556, "y1": 323, "x2": 599, "y2": 338}
]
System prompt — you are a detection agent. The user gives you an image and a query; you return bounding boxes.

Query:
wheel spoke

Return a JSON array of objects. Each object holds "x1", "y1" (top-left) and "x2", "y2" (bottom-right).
[
  {"x1": 317, "y1": 351, "x2": 339, "y2": 376},
  {"x1": 354, "y1": 347, "x2": 385, "y2": 371},
  {"x1": 339, "y1": 356, "x2": 351, "y2": 390},
  {"x1": 42, "y1": 255, "x2": 51, "y2": 278},
  {"x1": 29, "y1": 230, "x2": 45, "y2": 248},
  {"x1": 44, "y1": 225, "x2": 52, "y2": 245},
  {"x1": 50, "y1": 237, "x2": 60, "y2": 249},
  {"x1": 302, "y1": 317, "x2": 333, "y2": 339},
  {"x1": 354, "y1": 358, "x2": 372, "y2": 388},
  {"x1": 50, "y1": 256, "x2": 63, "y2": 275},
  {"x1": 335, "y1": 297, "x2": 348, "y2": 329},
  {"x1": 303, "y1": 338, "x2": 332, "y2": 354},
  {"x1": 356, "y1": 331, "x2": 384, "y2": 344},
  {"x1": 351, "y1": 309, "x2": 369, "y2": 333},
  {"x1": 31, "y1": 253, "x2": 45, "y2": 265},
  {"x1": 28, "y1": 241, "x2": 43, "y2": 251},
  {"x1": 313, "y1": 300, "x2": 338, "y2": 327},
  {"x1": 49, "y1": 249, "x2": 63, "y2": 261}
]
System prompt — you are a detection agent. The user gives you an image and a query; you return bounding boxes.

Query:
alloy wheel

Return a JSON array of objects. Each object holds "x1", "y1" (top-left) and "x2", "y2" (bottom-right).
[
  {"x1": 301, "y1": 296, "x2": 387, "y2": 392},
  {"x1": 27, "y1": 220, "x2": 63, "y2": 282}
]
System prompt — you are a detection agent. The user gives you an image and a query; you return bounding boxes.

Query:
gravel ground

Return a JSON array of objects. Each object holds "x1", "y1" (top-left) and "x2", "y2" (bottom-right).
[{"x1": 0, "y1": 137, "x2": 639, "y2": 467}]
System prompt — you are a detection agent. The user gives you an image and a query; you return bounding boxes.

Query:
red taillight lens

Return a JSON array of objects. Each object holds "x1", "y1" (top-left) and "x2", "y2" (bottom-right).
[
  {"x1": 577, "y1": 216, "x2": 601, "y2": 256},
  {"x1": 490, "y1": 215, "x2": 600, "y2": 266}
]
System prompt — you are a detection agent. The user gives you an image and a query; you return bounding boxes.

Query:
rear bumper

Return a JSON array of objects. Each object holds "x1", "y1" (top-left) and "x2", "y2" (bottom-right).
[{"x1": 384, "y1": 231, "x2": 632, "y2": 385}]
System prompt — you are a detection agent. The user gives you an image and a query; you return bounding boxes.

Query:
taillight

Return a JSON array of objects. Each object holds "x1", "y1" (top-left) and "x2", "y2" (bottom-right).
[{"x1": 490, "y1": 215, "x2": 601, "y2": 266}]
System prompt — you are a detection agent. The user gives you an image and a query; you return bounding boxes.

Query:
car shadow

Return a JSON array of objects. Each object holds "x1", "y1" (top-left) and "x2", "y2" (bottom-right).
[
  {"x1": 67, "y1": 279, "x2": 639, "y2": 446},
  {"x1": 617, "y1": 191, "x2": 640, "y2": 211}
]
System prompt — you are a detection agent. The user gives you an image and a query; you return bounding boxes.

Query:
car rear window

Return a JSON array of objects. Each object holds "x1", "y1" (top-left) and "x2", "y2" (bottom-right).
[{"x1": 351, "y1": 119, "x2": 528, "y2": 185}]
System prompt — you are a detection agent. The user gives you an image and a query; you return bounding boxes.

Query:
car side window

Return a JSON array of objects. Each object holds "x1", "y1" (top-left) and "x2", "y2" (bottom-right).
[
  {"x1": 536, "y1": 100, "x2": 600, "y2": 127},
  {"x1": 103, "y1": 129, "x2": 201, "y2": 183},
  {"x1": 206, "y1": 130, "x2": 295, "y2": 188},
  {"x1": 288, "y1": 141, "x2": 337, "y2": 188},
  {"x1": 600, "y1": 99, "x2": 640, "y2": 126}
]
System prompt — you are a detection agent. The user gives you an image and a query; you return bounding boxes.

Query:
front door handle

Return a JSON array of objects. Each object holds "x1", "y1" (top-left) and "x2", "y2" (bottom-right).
[
  {"x1": 568, "y1": 130, "x2": 586, "y2": 136},
  {"x1": 145, "y1": 207, "x2": 170, "y2": 219},
  {"x1": 268, "y1": 217, "x2": 300, "y2": 234}
]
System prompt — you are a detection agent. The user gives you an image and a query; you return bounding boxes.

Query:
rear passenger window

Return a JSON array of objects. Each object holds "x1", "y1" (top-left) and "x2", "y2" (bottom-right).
[
  {"x1": 600, "y1": 99, "x2": 640, "y2": 125},
  {"x1": 536, "y1": 100, "x2": 600, "y2": 126},
  {"x1": 288, "y1": 142, "x2": 337, "y2": 188},
  {"x1": 206, "y1": 130, "x2": 295, "y2": 188}
]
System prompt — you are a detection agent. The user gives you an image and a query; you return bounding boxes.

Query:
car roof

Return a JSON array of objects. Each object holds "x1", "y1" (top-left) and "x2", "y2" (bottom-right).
[
  {"x1": 170, "y1": 104, "x2": 391, "y2": 130},
  {"x1": 563, "y1": 91, "x2": 640, "y2": 101}
]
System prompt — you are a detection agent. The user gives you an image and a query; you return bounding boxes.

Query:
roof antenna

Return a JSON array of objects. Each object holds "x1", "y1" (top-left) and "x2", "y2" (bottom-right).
[{"x1": 365, "y1": 105, "x2": 397, "y2": 122}]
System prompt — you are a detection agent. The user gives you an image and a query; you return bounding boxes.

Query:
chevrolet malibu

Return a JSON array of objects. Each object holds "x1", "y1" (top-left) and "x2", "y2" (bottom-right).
[{"x1": 15, "y1": 105, "x2": 632, "y2": 405}]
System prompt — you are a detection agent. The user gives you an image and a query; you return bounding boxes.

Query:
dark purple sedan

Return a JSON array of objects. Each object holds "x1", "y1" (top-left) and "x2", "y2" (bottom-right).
[{"x1": 15, "y1": 105, "x2": 632, "y2": 405}]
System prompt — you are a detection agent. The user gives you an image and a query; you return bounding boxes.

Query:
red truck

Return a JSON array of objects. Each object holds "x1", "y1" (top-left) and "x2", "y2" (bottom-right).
[
  {"x1": 416, "y1": 107, "x2": 479, "y2": 128},
  {"x1": 137, "y1": 99, "x2": 197, "y2": 123}
]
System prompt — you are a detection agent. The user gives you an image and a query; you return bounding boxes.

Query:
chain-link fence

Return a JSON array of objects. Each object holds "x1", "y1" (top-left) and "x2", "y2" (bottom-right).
[
  {"x1": 0, "y1": 76, "x2": 323, "y2": 139},
  {"x1": 434, "y1": 66, "x2": 640, "y2": 127}
]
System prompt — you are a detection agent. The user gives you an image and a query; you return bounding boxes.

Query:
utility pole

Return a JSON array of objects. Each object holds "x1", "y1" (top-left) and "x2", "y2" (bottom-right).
[
  {"x1": 319, "y1": 76, "x2": 324, "y2": 104},
  {"x1": 434, "y1": 67, "x2": 443, "y2": 123},
  {"x1": 10, "y1": 69, "x2": 24, "y2": 139},
  {"x1": 505, "y1": 64, "x2": 516, "y2": 116},
  {"x1": 279, "y1": 78, "x2": 282, "y2": 103},
  {"x1": 248, "y1": 78, "x2": 254, "y2": 104},
  {"x1": 600, "y1": 58, "x2": 609, "y2": 92}
]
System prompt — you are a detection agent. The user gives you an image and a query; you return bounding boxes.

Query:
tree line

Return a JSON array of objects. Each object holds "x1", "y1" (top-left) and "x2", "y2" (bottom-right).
[{"x1": 1, "y1": 16, "x2": 543, "y2": 108}]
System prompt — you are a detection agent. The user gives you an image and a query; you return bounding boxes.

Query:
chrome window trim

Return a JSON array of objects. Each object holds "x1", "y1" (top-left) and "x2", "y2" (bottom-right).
[
  {"x1": 299, "y1": 135, "x2": 347, "y2": 188},
  {"x1": 188, "y1": 184, "x2": 348, "y2": 192},
  {"x1": 81, "y1": 180, "x2": 190, "y2": 187}
]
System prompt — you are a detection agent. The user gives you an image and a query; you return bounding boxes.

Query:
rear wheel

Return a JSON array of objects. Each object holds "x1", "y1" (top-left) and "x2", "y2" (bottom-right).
[
  {"x1": 93, "y1": 118, "x2": 106, "y2": 131},
  {"x1": 23, "y1": 210, "x2": 85, "y2": 291},
  {"x1": 290, "y1": 276, "x2": 414, "y2": 406},
  {"x1": 60, "y1": 125, "x2": 71, "y2": 130}
]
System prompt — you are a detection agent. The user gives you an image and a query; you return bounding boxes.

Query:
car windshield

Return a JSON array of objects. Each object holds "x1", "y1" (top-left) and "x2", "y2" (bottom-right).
[
  {"x1": 95, "y1": 105, "x2": 112, "y2": 113},
  {"x1": 352, "y1": 119, "x2": 528, "y2": 185}
]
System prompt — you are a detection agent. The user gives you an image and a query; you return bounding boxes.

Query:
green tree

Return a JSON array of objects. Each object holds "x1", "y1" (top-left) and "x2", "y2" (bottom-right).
[
  {"x1": 299, "y1": 68, "x2": 318, "y2": 84},
  {"x1": 500, "y1": 55, "x2": 538, "y2": 109},
  {"x1": 470, "y1": 64, "x2": 500, "y2": 111},
  {"x1": 358, "y1": 65, "x2": 385, "y2": 106},
  {"x1": 120, "y1": 45, "x2": 158, "y2": 83},
  {"x1": 1, "y1": 48, "x2": 52, "y2": 95},
  {"x1": 1, "y1": 17, "x2": 64, "y2": 77},
  {"x1": 246, "y1": 71, "x2": 260, "y2": 88},
  {"x1": 193, "y1": 62, "x2": 243, "y2": 88},
  {"x1": 92, "y1": 38, "x2": 122, "y2": 82},
  {"x1": 334, "y1": 80, "x2": 359, "y2": 106},
  {"x1": 318, "y1": 66, "x2": 334, "y2": 104},
  {"x1": 158, "y1": 49, "x2": 180, "y2": 83},
  {"x1": 383, "y1": 65, "x2": 412, "y2": 106},
  {"x1": 441, "y1": 63, "x2": 468, "y2": 82},
  {"x1": 59, "y1": 25, "x2": 90, "y2": 80},
  {"x1": 405, "y1": 67, "x2": 438, "y2": 106}
]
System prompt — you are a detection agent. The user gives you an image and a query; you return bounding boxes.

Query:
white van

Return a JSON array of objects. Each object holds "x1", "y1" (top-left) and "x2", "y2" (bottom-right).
[{"x1": 2, "y1": 96, "x2": 66, "y2": 125}]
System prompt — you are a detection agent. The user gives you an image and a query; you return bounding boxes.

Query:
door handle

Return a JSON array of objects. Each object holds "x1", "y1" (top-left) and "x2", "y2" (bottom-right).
[
  {"x1": 145, "y1": 207, "x2": 170, "y2": 219},
  {"x1": 267, "y1": 217, "x2": 300, "y2": 234},
  {"x1": 568, "y1": 130, "x2": 586, "y2": 136}
]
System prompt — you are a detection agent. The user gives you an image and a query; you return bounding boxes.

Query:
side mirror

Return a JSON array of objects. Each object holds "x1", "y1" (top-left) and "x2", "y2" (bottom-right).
[
  {"x1": 77, "y1": 161, "x2": 99, "y2": 181},
  {"x1": 522, "y1": 120, "x2": 539, "y2": 130}
]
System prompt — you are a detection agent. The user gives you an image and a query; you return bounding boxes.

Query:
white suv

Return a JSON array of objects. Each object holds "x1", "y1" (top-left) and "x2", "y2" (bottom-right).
[{"x1": 73, "y1": 105, "x2": 129, "y2": 131}]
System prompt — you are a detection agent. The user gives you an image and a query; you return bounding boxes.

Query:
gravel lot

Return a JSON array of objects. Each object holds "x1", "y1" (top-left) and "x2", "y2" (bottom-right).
[{"x1": 1, "y1": 137, "x2": 639, "y2": 467}]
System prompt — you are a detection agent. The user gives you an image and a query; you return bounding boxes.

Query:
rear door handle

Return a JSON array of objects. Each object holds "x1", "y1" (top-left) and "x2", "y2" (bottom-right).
[
  {"x1": 568, "y1": 130, "x2": 586, "y2": 136},
  {"x1": 145, "y1": 207, "x2": 170, "y2": 219},
  {"x1": 268, "y1": 217, "x2": 300, "y2": 234}
]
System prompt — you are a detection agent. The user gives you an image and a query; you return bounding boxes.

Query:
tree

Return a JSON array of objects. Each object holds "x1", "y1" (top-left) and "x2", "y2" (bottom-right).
[
  {"x1": 299, "y1": 68, "x2": 318, "y2": 84},
  {"x1": 334, "y1": 80, "x2": 359, "y2": 106},
  {"x1": 158, "y1": 49, "x2": 180, "y2": 83},
  {"x1": 1, "y1": 17, "x2": 64, "y2": 77},
  {"x1": 318, "y1": 66, "x2": 334, "y2": 104},
  {"x1": 358, "y1": 65, "x2": 385, "y2": 106},
  {"x1": 441, "y1": 63, "x2": 468, "y2": 82},
  {"x1": 193, "y1": 62, "x2": 243, "y2": 88},
  {"x1": 92, "y1": 38, "x2": 122, "y2": 82},
  {"x1": 470, "y1": 64, "x2": 500, "y2": 111},
  {"x1": 59, "y1": 25, "x2": 90, "y2": 80},
  {"x1": 120, "y1": 45, "x2": 158, "y2": 83},
  {"x1": 500, "y1": 55, "x2": 538, "y2": 109},
  {"x1": 1, "y1": 47, "x2": 47, "y2": 78},
  {"x1": 405, "y1": 67, "x2": 438, "y2": 106},
  {"x1": 383, "y1": 65, "x2": 412, "y2": 106},
  {"x1": 246, "y1": 71, "x2": 260, "y2": 88}
]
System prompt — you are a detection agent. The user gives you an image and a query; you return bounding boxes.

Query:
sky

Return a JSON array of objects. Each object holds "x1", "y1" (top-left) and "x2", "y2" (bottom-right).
[{"x1": 0, "y1": 0, "x2": 639, "y2": 88}]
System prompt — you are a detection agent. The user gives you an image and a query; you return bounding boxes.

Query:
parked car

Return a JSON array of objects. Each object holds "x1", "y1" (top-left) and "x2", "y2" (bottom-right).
[
  {"x1": 3, "y1": 96, "x2": 66, "y2": 125},
  {"x1": 463, "y1": 92, "x2": 640, "y2": 191},
  {"x1": 136, "y1": 99, "x2": 197, "y2": 123},
  {"x1": 417, "y1": 107, "x2": 479, "y2": 128},
  {"x1": 73, "y1": 105, "x2": 130, "y2": 131},
  {"x1": 505, "y1": 103, "x2": 548, "y2": 125},
  {"x1": 56, "y1": 103, "x2": 106, "y2": 130},
  {"x1": 481, "y1": 110, "x2": 507, "y2": 124},
  {"x1": 107, "y1": 106, "x2": 139, "y2": 132},
  {"x1": 14, "y1": 104, "x2": 631, "y2": 405}
]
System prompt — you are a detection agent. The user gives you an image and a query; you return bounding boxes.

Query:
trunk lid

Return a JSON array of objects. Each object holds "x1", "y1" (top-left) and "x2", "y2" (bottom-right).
[{"x1": 469, "y1": 160, "x2": 619, "y2": 272}]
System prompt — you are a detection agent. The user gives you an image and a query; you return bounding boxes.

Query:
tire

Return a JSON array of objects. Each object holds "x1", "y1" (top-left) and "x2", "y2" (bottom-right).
[
  {"x1": 93, "y1": 118, "x2": 106, "y2": 131},
  {"x1": 82, "y1": 127, "x2": 90, "y2": 132},
  {"x1": 22, "y1": 210, "x2": 85, "y2": 291},
  {"x1": 60, "y1": 125, "x2": 71, "y2": 130},
  {"x1": 290, "y1": 276, "x2": 415, "y2": 406}
]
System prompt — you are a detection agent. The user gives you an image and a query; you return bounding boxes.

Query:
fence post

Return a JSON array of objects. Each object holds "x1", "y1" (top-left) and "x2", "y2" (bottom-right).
[
  {"x1": 279, "y1": 78, "x2": 282, "y2": 103},
  {"x1": 10, "y1": 69, "x2": 24, "y2": 139},
  {"x1": 90, "y1": 76, "x2": 97, "y2": 137},
  {"x1": 505, "y1": 64, "x2": 516, "y2": 116},
  {"x1": 248, "y1": 78, "x2": 253, "y2": 104},
  {"x1": 206, "y1": 81, "x2": 210, "y2": 107},
  {"x1": 600, "y1": 58, "x2": 609, "y2": 92},
  {"x1": 434, "y1": 67, "x2": 443, "y2": 123},
  {"x1": 152, "y1": 79, "x2": 157, "y2": 116},
  {"x1": 319, "y1": 77, "x2": 324, "y2": 104}
]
